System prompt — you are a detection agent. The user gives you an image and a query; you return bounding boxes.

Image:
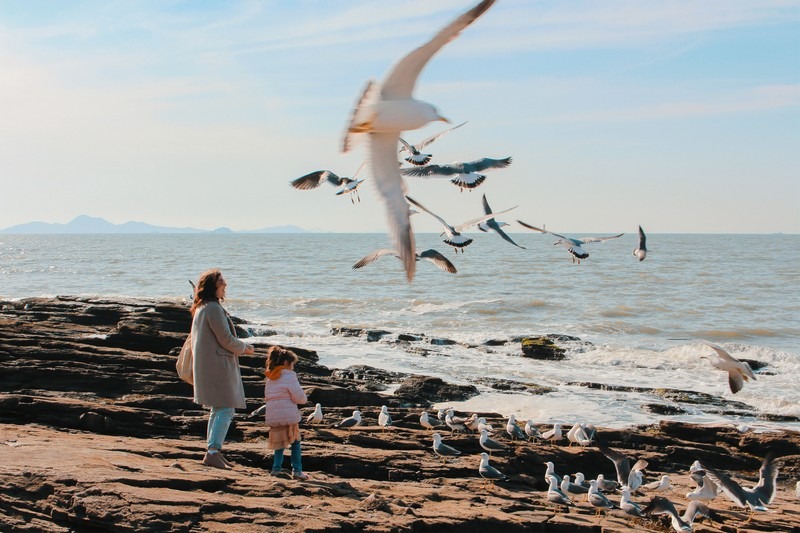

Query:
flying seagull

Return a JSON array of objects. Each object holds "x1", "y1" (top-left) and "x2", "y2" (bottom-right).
[
  {"x1": 478, "y1": 194, "x2": 524, "y2": 249},
  {"x1": 290, "y1": 163, "x2": 368, "y2": 204},
  {"x1": 699, "y1": 453, "x2": 779, "y2": 512},
  {"x1": 598, "y1": 445, "x2": 649, "y2": 491},
  {"x1": 517, "y1": 220, "x2": 623, "y2": 264},
  {"x1": 643, "y1": 496, "x2": 692, "y2": 532},
  {"x1": 341, "y1": 0, "x2": 496, "y2": 281},
  {"x1": 398, "y1": 120, "x2": 467, "y2": 166},
  {"x1": 633, "y1": 225, "x2": 647, "y2": 261},
  {"x1": 401, "y1": 156, "x2": 512, "y2": 192},
  {"x1": 699, "y1": 341, "x2": 756, "y2": 394},
  {"x1": 352, "y1": 248, "x2": 457, "y2": 274},
  {"x1": 406, "y1": 195, "x2": 515, "y2": 253}
]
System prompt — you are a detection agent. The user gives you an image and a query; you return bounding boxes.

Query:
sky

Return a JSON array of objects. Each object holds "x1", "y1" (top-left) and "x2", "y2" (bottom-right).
[{"x1": 0, "y1": 0, "x2": 798, "y2": 234}]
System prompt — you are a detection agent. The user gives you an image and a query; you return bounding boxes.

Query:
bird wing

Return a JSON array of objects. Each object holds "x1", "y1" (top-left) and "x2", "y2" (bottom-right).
[
  {"x1": 638, "y1": 225, "x2": 647, "y2": 250},
  {"x1": 397, "y1": 137, "x2": 416, "y2": 154},
  {"x1": 352, "y1": 249, "x2": 397, "y2": 269},
  {"x1": 579, "y1": 233, "x2": 625, "y2": 244},
  {"x1": 401, "y1": 162, "x2": 460, "y2": 177},
  {"x1": 370, "y1": 132, "x2": 416, "y2": 281},
  {"x1": 699, "y1": 463, "x2": 749, "y2": 507},
  {"x1": 413, "y1": 120, "x2": 468, "y2": 150},
  {"x1": 643, "y1": 496, "x2": 681, "y2": 519},
  {"x1": 291, "y1": 170, "x2": 341, "y2": 190},
  {"x1": 464, "y1": 156, "x2": 512, "y2": 172},
  {"x1": 599, "y1": 446, "x2": 631, "y2": 485},
  {"x1": 405, "y1": 195, "x2": 456, "y2": 237},
  {"x1": 754, "y1": 453, "x2": 779, "y2": 505},
  {"x1": 487, "y1": 220, "x2": 525, "y2": 248},
  {"x1": 380, "y1": 0, "x2": 496, "y2": 99},
  {"x1": 455, "y1": 205, "x2": 515, "y2": 232},
  {"x1": 418, "y1": 249, "x2": 457, "y2": 273},
  {"x1": 517, "y1": 220, "x2": 569, "y2": 241}
]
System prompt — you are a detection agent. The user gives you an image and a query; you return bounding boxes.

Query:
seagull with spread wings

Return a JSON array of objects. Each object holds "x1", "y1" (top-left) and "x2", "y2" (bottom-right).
[
  {"x1": 478, "y1": 194, "x2": 525, "y2": 249},
  {"x1": 290, "y1": 163, "x2": 368, "y2": 204},
  {"x1": 342, "y1": 0, "x2": 496, "y2": 281},
  {"x1": 352, "y1": 248, "x2": 456, "y2": 274},
  {"x1": 633, "y1": 225, "x2": 647, "y2": 261},
  {"x1": 401, "y1": 156, "x2": 512, "y2": 192},
  {"x1": 700, "y1": 341, "x2": 756, "y2": 394},
  {"x1": 517, "y1": 220, "x2": 623, "y2": 263},
  {"x1": 406, "y1": 195, "x2": 515, "y2": 253},
  {"x1": 700, "y1": 453, "x2": 779, "y2": 512},
  {"x1": 398, "y1": 121, "x2": 467, "y2": 166}
]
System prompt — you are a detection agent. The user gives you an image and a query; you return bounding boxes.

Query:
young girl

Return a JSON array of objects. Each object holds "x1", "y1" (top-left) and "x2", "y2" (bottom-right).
[{"x1": 264, "y1": 346, "x2": 308, "y2": 479}]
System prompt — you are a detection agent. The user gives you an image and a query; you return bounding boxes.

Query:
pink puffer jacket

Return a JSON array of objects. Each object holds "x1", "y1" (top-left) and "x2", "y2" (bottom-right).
[{"x1": 264, "y1": 369, "x2": 308, "y2": 427}]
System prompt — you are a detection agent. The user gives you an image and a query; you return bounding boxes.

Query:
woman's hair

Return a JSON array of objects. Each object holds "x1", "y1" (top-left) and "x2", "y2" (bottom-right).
[
  {"x1": 265, "y1": 346, "x2": 299, "y2": 375},
  {"x1": 190, "y1": 268, "x2": 223, "y2": 316}
]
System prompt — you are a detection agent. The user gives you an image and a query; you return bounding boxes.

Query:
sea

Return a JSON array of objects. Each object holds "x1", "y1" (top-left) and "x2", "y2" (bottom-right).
[{"x1": 2, "y1": 232, "x2": 799, "y2": 431}]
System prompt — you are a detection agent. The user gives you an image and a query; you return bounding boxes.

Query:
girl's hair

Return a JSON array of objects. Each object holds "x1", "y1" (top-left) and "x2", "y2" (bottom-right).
[
  {"x1": 190, "y1": 268, "x2": 223, "y2": 316},
  {"x1": 265, "y1": 346, "x2": 299, "y2": 375}
]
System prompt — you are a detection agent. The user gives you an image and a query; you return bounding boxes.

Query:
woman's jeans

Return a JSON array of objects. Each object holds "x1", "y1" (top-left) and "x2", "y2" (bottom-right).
[
  {"x1": 207, "y1": 407, "x2": 235, "y2": 451},
  {"x1": 272, "y1": 440, "x2": 302, "y2": 473}
]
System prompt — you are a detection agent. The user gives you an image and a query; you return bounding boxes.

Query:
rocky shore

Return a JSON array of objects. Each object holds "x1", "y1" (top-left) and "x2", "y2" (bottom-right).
[{"x1": 1, "y1": 296, "x2": 799, "y2": 532}]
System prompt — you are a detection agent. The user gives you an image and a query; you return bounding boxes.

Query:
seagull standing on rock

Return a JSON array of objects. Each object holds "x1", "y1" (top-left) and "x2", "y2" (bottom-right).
[
  {"x1": 479, "y1": 429, "x2": 507, "y2": 456},
  {"x1": 337, "y1": 410, "x2": 362, "y2": 429},
  {"x1": 506, "y1": 414, "x2": 526, "y2": 441},
  {"x1": 420, "y1": 411, "x2": 441, "y2": 431},
  {"x1": 432, "y1": 433, "x2": 461, "y2": 464},
  {"x1": 341, "y1": 0, "x2": 497, "y2": 282},
  {"x1": 306, "y1": 403, "x2": 323, "y2": 425}
]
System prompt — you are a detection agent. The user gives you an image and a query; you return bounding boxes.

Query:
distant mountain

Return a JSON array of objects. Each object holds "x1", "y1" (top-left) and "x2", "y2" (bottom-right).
[{"x1": 0, "y1": 215, "x2": 310, "y2": 234}]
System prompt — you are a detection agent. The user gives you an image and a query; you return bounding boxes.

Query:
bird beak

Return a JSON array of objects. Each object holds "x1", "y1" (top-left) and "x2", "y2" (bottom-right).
[{"x1": 437, "y1": 115, "x2": 451, "y2": 123}]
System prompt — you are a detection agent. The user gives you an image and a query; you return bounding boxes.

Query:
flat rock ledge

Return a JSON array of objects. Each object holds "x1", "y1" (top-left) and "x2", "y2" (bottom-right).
[{"x1": 1, "y1": 296, "x2": 800, "y2": 532}]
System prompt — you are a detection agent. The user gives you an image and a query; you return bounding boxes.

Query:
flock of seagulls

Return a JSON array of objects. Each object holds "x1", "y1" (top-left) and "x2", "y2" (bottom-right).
[
  {"x1": 289, "y1": 0, "x2": 644, "y2": 281},
  {"x1": 294, "y1": 402, "x2": 791, "y2": 529}
]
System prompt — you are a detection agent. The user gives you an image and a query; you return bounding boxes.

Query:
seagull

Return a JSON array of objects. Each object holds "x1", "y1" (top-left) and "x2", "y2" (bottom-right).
[
  {"x1": 290, "y1": 163, "x2": 368, "y2": 204},
  {"x1": 524, "y1": 419, "x2": 541, "y2": 441},
  {"x1": 573, "y1": 472, "x2": 591, "y2": 489},
  {"x1": 406, "y1": 195, "x2": 514, "y2": 252},
  {"x1": 548, "y1": 476, "x2": 575, "y2": 507},
  {"x1": 378, "y1": 405, "x2": 393, "y2": 431},
  {"x1": 432, "y1": 432, "x2": 461, "y2": 464},
  {"x1": 588, "y1": 479, "x2": 616, "y2": 515},
  {"x1": 306, "y1": 403, "x2": 323, "y2": 425},
  {"x1": 686, "y1": 469, "x2": 719, "y2": 501},
  {"x1": 596, "y1": 473, "x2": 621, "y2": 492},
  {"x1": 566, "y1": 422, "x2": 591, "y2": 447},
  {"x1": 620, "y1": 487, "x2": 644, "y2": 517},
  {"x1": 681, "y1": 501, "x2": 721, "y2": 526},
  {"x1": 464, "y1": 413, "x2": 480, "y2": 433},
  {"x1": 477, "y1": 194, "x2": 525, "y2": 249},
  {"x1": 341, "y1": 0, "x2": 497, "y2": 282},
  {"x1": 478, "y1": 452, "x2": 508, "y2": 488},
  {"x1": 644, "y1": 474, "x2": 671, "y2": 493},
  {"x1": 633, "y1": 225, "x2": 647, "y2": 261},
  {"x1": 401, "y1": 156, "x2": 512, "y2": 192},
  {"x1": 541, "y1": 423, "x2": 563, "y2": 444},
  {"x1": 477, "y1": 417, "x2": 494, "y2": 434},
  {"x1": 420, "y1": 411, "x2": 442, "y2": 430},
  {"x1": 352, "y1": 248, "x2": 457, "y2": 274},
  {"x1": 561, "y1": 474, "x2": 589, "y2": 496},
  {"x1": 506, "y1": 414, "x2": 526, "y2": 441},
  {"x1": 248, "y1": 404, "x2": 267, "y2": 419},
  {"x1": 479, "y1": 429, "x2": 507, "y2": 456},
  {"x1": 445, "y1": 409, "x2": 468, "y2": 434},
  {"x1": 517, "y1": 220, "x2": 624, "y2": 264},
  {"x1": 598, "y1": 445, "x2": 649, "y2": 491},
  {"x1": 544, "y1": 462, "x2": 562, "y2": 485},
  {"x1": 189, "y1": 279, "x2": 196, "y2": 300},
  {"x1": 699, "y1": 341, "x2": 756, "y2": 394},
  {"x1": 796, "y1": 480, "x2": 800, "y2": 499},
  {"x1": 398, "y1": 121, "x2": 467, "y2": 166},
  {"x1": 699, "y1": 453, "x2": 779, "y2": 512},
  {"x1": 337, "y1": 410, "x2": 362, "y2": 429},
  {"x1": 437, "y1": 409, "x2": 447, "y2": 423},
  {"x1": 643, "y1": 496, "x2": 692, "y2": 532}
]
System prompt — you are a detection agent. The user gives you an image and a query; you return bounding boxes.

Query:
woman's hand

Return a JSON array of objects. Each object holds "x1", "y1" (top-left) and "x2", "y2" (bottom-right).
[{"x1": 244, "y1": 344, "x2": 255, "y2": 355}]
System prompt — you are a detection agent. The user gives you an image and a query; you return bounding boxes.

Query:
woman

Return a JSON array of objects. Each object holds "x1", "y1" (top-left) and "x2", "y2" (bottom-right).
[
  {"x1": 264, "y1": 346, "x2": 308, "y2": 479},
  {"x1": 190, "y1": 268, "x2": 254, "y2": 469}
]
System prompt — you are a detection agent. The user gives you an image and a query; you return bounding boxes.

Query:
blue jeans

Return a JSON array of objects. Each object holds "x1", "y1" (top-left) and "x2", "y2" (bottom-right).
[
  {"x1": 207, "y1": 407, "x2": 235, "y2": 451},
  {"x1": 272, "y1": 439, "x2": 302, "y2": 473}
]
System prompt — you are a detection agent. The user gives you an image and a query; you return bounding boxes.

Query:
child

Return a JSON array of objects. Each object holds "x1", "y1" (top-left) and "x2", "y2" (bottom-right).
[{"x1": 264, "y1": 346, "x2": 308, "y2": 479}]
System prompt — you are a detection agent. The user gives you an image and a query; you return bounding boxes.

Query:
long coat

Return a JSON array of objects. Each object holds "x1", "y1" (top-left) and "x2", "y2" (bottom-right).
[
  {"x1": 191, "y1": 301, "x2": 248, "y2": 409},
  {"x1": 264, "y1": 370, "x2": 307, "y2": 427}
]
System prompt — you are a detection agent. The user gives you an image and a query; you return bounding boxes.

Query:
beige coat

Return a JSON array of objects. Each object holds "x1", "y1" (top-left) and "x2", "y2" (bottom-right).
[{"x1": 191, "y1": 301, "x2": 248, "y2": 409}]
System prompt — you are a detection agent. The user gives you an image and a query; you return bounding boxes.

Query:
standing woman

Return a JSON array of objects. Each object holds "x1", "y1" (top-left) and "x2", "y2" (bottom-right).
[{"x1": 190, "y1": 268, "x2": 254, "y2": 469}]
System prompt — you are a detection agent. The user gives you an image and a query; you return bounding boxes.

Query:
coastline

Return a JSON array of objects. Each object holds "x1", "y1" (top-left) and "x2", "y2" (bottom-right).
[{"x1": 1, "y1": 296, "x2": 799, "y2": 532}]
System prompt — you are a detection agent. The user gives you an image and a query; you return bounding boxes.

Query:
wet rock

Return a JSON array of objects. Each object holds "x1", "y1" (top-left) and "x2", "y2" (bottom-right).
[
  {"x1": 520, "y1": 337, "x2": 566, "y2": 360},
  {"x1": 393, "y1": 376, "x2": 479, "y2": 404},
  {"x1": 473, "y1": 378, "x2": 555, "y2": 395},
  {"x1": 397, "y1": 333, "x2": 424, "y2": 342},
  {"x1": 331, "y1": 327, "x2": 365, "y2": 337},
  {"x1": 429, "y1": 338, "x2": 457, "y2": 346}
]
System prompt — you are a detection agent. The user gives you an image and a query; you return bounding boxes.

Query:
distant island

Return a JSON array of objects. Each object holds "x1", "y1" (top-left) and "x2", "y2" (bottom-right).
[{"x1": 0, "y1": 215, "x2": 310, "y2": 234}]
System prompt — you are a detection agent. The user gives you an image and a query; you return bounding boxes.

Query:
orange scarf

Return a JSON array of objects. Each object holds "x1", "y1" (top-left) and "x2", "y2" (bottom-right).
[{"x1": 267, "y1": 364, "x2": 291, "y2": 381}]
